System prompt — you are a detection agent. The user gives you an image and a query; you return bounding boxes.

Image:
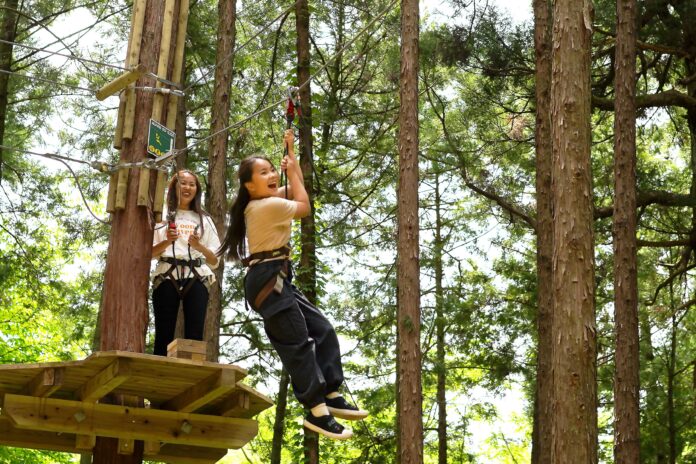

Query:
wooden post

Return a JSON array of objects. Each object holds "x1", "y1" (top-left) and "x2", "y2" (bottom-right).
[
  {"x1": 114, "y1": 168, "x2": 130, "y2": 210},
  {"x1": 151, "y1": 0, "x2": 177, "y2": 123},
  {"x1": 165, "y1": 0, "x2": 190, "y2": 131},
  {"x1": 121, "y1": 0, "x2": 147, "y2": 142},
  {"x1": 136, "y1": 168, "x2": 151, "y2": 206},
  {"x1": 167, "y1": 339, "x2": 207, "y2": 362},
  {"x1": 96, "y1": 65, "x2": 146, "y2": 101}
]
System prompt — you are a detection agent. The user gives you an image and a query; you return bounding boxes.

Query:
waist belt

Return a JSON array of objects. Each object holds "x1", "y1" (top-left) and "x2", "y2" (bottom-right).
[
  {"x1": 159, "y1": 256, "x2": 205, "y2": 267},
  {"x1": 242, "y1": 245, "x2": 290, "y2": 267},
  {"x1": 158, "y1": 256, "x2": 205, "y2": 298}
]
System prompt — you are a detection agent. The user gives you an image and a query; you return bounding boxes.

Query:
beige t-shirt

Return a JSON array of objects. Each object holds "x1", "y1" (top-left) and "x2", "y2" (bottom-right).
[{"x1": 245, "y1": 197, "x2": 297, "y2": 254}]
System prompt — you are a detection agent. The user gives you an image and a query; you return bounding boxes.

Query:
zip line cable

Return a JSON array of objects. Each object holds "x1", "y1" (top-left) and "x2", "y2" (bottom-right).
[
  {"x1": 156, "y1": 0, "x2": 399, "y2": 166},
  {"x1": 0, "y1": 68, "x2": 95, "y2": 94},
  {"x1": 183, "y1": 0, "x2": 300, "y2": 93},
  {"x1": 0, "y1": 38, "x2": 129, "y2": 72}
]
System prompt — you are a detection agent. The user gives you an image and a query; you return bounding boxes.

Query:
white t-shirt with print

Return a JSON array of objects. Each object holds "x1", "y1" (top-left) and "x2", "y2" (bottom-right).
[{"x1": 152, "y1": 209, "x2": 221, "y2": 280}]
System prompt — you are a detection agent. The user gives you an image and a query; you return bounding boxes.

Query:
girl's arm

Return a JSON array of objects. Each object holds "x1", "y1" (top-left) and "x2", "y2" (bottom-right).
[
  {"x1": 284, "y1": 129, "x2": 310, "y2": 218},
  {"x1": 275, "y1": 143, "x2": 306, "y2": 199},
  {"x1": 189, "y1": 233, "x2": 219, "y2": 267}
]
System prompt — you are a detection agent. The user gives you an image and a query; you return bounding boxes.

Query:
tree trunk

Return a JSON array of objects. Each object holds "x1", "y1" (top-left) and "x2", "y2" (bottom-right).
[
  {"x1": 434, "y1": 166, "x2": 447, "y2": 464},
  {"x1": 295, "y1": 0, "x2": 320, "y2": 460},
  {"x1": 612, "y1": 0, "x2": 640, "y2": 462},
  {"x1": 270, "y1": 368, "x2": 290, "y2": 464},
  {"x1": 667, "y1": 298, "x2": 676, "y2": 464},
  {"x1": 0, "y1": 0, "x2": 19, "y2": 182},
  {"x1": 94, "y1": 0, "x2": 167, "y2": 460},
  {"x1": 549, "y1": 0, "x2": 597, "y2": 463},
  {"x1": 397, "y1": 0, "x2": 422, "y2": 462},
  {"x1": 531, "y1": 0, "x2": 553, "y2": 462},
  {"x1": 204, "y1": 0, "x2": 236, "y2": 363}
]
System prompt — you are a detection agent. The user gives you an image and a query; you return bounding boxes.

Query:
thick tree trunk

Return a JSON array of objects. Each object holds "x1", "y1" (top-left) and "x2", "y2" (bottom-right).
[
  {"x1": 0, "y1": 0, "x2": 19, "y2": 182},
  {"x1": 397, "y1": 0, "x2": 422, "y2": 462},
  {"x1": 204, "y1": 0, "x2": 236, "y2": 363},
  {"x1": 549, "y1": 0, "x2": 597, "y2": 463},
  {"x1": 434, "y1": 167, "x2": 447, "y2": 464},
  {"x1": 612, "y1": 0, "x2": 640, "y2": 463},
  {"x1": 531, "y1": 0, "x2": 553, "y2": 462},
  {"x1": 270, "y1": 369, "x2": 290, "y2": 464},
  {"x1": 295, "y1": 0, "x2": 320, "y2": 460},
  {"x1": 95, "y1": 0, "x2": 167, "y2": 460}
]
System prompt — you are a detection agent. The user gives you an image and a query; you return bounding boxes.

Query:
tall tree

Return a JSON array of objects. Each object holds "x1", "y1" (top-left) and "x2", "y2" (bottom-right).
[
  {"x1": 612, "y1": 0, "x2": 640, "y2": 462},
  {"x1": 0, "y1": 0, "x2": 18, "y2": 182},
  {"x1": 549, "y1": 0, "x2": 597, "y2": 462},
  {"x1": 295, "y1": 0, "x2": 320, "y2": 461},
  {"x1": 397, "y1": 0, "x2": 422, "y2": 462},
  {"x1": 433, "y1": 164, "x2": 447, "y2": 464},
  {"x1": 204, "y1": 0, "x2": 236, "y2": 362},
  {"x1": 94, "y1": 0, "x2": 168, "y2": 460},
  {"x1": 532, "y1": 0, "x2": 553, "y2": 462}
]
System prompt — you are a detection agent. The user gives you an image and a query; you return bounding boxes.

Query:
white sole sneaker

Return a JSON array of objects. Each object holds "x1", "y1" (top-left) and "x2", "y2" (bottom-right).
[
  {"x1": 327, "y1": 406, "x2": 369, "y2": 421},
  {"x1": 303, "y1": 419, "x2": 353, "y2": 440}
]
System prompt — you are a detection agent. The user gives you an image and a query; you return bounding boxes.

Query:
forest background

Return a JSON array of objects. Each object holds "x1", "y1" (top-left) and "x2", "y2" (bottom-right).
[{"x1": 0, "y1": 0, "x2": 694, "y2": 462}]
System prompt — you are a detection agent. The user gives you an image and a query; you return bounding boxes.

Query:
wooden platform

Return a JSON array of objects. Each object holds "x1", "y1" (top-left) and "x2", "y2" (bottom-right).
[{"x1": 0, "y1": 350, "x2": 273, "y2": 463}]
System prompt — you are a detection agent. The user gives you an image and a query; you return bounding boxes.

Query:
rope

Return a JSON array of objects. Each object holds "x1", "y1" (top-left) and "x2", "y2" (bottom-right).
[
  {"x1": 0, "y1": 145, "x2": 110, "y2": 224},
  {"x1": 158, "y1": 0, "x2": 399, "y2": 164},
  {"x1": 183, "y1": 0, "x2": 300, "y2": 93}
]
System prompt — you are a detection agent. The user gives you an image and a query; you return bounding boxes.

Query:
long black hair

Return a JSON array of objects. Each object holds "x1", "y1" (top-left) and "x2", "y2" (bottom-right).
[
  {"x1": 166, "y1": 169, "x2": 206, "y2": 236},
  {"x1": 218, "y1": 156, "x2": 275, "y2": 261}
]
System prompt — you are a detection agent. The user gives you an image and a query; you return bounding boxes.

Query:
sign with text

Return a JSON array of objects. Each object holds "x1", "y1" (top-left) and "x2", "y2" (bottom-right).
[{"x1": 147, "y1": 119, "x2": 175, "y2": 158}]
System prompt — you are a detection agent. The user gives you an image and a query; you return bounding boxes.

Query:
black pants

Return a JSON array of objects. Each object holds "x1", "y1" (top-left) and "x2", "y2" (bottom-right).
[
  {"x1": 263, "y1": 286, "x2": 344, "y2": 409},
  {"x1": 152, "y1": 278, "x2": 208, "y2": 356}
]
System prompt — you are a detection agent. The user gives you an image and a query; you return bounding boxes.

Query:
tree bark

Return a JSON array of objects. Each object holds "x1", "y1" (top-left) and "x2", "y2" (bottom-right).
[
  {"x1": 95, "y1": 0, "x2": 167, "y2": 460},
  {"x1": 532, "y1": 1, "x2": 553, "y2": 463},
  {"x1": 0, "y1": 0, "x2": 19, "y2": 182},
  {"x1": 397, "y1": 0, "x2": 422, "y2": 462},
  {"x1": 612, "y1": 0, "x2": 640, "y2": 462},
  {"x1": 204, "y1": 0, "x2": 236, "y2": 363},
  {"x1": 549, "y1": 0, "x2": 597, "y2": 463},
  {"x1": 433, "y1": 166, "x2": 447, "y2": 464},
  {"x1": 270, "y1": 368, "x2": 290, "y2": 464}
]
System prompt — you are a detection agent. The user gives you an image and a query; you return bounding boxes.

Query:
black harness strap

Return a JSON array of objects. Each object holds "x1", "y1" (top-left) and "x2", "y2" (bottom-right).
[
  {"x1": 241, "y1": 245, "x2": 291, "y2": 267},
  {"x1": 159, "y1": 257, "x2": 206, "y2": 298}
]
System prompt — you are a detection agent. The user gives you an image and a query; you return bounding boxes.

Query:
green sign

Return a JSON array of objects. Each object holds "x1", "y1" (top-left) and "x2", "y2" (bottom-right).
[{"x1": 147, "y1": 119, "x2": 175, "y2": 158}]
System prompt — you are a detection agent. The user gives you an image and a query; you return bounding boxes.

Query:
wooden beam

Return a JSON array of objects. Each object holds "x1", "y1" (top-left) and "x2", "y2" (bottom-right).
[
  {"x1": 78, "y1": 358, "x2": 131, "y2": 402},
  {"x1": 162, "y1": 370, "x2": 237, "y2": 413},
  {"x1": 21, "y1": 367, "x2": 64, "y2": 397},
  {"x1": 0, "y1": 416, "x2": 75, "y2": 453},
  {"x1": 3, "y1": 394, "x2": 258, "y2": 449},
  {"x1": 219, "y1": 390, "x2": 250, "y2": 418},
  {"x1": 96, "y1": 64, "x2": 146, "y2": 101},
  {"x1": 167, "y1": 338, "x2": 207, "y2": 361},
  {"x1": 155, "y1": 444, "x2": 228, "y2": 464},
  {"x1": 75, "y1": 434, "x2": 96, "y2": 450}
]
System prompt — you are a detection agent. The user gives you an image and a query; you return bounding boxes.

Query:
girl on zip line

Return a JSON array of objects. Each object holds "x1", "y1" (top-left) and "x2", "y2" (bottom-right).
[
  {"x1": 151, "y1": 170, "x2": 221, "y2": 356},
  {"x1": 218, "y1": 129, "x2": 368, "y2": 440}
]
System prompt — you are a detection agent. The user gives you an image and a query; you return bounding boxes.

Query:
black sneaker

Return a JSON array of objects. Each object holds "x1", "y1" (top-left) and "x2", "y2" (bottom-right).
[
  {"x1": 326, "y1": 396, "x2": 369, "y2": 420},
  {"x1": 303, "y1": 413, "x2": 353, "y2": 440}
]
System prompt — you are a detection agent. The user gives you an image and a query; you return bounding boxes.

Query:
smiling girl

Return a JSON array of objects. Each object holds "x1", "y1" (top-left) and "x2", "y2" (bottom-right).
[
  {"x1": 218, "y1": 130, "x2": 367, "y2": 440},
  {"x1": 151, "y1": 170, "x2": 221, "y2": 356}
]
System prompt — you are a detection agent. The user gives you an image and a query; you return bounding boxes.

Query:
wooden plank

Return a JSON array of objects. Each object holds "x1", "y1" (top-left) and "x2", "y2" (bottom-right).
[
  {"x1": 21, "y1": 367, "x2": 64, "y2": 397},
  {"x1": 144, "y1": 440, "x2": 161, "y2": 455},
  {"x1": 151, "y1": 0, "x2": 177, "y2": 122},
  {"x1": 115, "y1": 167, "x2": 130, "y2": 210},
  {"x1": 136, "y1": 167, "x2": 151, "y2": 206},
  {"x1": 78, "y1": 358, "x2": 131, "y2": 402},
  {"x1": 3, "y1": 394, "x2": 258, "y2": 449},
  {"x1": 219, "y1": 390, "x2": 249, "y2": 418},
  {"x1": 168, "y1": 338, "x2": 207, "y2": 361},
  {"x1": 162, "y1": 370, "x2": 237, "y2": 413},
  {"x1": 220, "y1": 383, "x2": 273, "y2": 419},
  {"x1": 165, "y1": 0, "x2": 190, "y2": 130}
]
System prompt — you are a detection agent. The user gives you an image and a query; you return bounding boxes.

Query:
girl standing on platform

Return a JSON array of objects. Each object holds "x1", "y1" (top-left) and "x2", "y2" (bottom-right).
[
  {"x1": 218, "y1": 130, "x2": 368, "y2": 440},
  {"x1": 151, "y1": 170, "x2": 221, "y2": 356}
]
